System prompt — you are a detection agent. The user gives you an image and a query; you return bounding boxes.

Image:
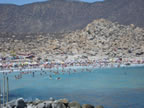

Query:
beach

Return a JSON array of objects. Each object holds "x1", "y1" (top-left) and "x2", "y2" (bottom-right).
[
  {"x1": 0, "y1": 56, "x2": 144, "y2": 73},
  {"x1": 0, "y1": 18, "x2": 144, "y2": 108}
]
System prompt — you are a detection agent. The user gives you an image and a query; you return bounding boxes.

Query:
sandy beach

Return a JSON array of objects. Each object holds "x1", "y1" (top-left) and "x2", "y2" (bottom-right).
[{"x1": 0, "y1": 56, "x2": 144, "y2": 73}]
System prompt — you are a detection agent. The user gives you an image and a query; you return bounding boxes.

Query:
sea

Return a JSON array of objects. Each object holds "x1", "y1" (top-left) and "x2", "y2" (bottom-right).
[{"x1": 0, "y1": 66, "x2": 144, "y2": 108}]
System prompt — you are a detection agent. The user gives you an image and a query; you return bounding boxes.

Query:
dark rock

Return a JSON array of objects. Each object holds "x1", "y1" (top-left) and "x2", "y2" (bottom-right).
[
  {"x1": 128, "y1": 50, "x2": 132, "y2": 53},
  {"x1": 16, "y1": 98, "x2": 27, "y2": 108},
  {"x1": 136, "y1": 52, "x2": 144, "y2": 56}
]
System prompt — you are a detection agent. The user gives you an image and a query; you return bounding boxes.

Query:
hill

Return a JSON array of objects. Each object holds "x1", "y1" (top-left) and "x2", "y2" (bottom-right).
[
  {"x1": 0, "y1": 0, "x2": 144, "y2": 33},
  {"x1": 0, "y1": 19, "x2": 144, "y2": 60}
]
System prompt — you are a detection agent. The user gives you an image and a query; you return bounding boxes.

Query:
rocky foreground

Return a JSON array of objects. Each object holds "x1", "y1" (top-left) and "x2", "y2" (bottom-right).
[
  {"x1": 0, "y1": 19, "x2": 144, "y2": 61},
  {"x1": 2, "y1": 98, "x2": 104, "y2": 108}
]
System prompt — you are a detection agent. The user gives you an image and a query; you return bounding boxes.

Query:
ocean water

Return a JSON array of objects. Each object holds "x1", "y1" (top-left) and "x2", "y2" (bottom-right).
[{"x1": 0, "y1": 66, "x2": 144, "y2": 108}]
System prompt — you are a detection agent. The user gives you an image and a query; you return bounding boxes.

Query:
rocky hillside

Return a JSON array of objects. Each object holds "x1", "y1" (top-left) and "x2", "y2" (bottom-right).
[
  {"x1": 0, "y1": 19, "x2": 144, "y2": 61},
  {"x1": 0, "y1": 0, "x2": 144, "y2": 34}
]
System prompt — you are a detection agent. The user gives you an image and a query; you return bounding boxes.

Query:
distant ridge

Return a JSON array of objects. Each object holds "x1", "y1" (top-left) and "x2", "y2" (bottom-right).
[{"x1": 0, "y1": 0, "x2": 144, "y2": 33}]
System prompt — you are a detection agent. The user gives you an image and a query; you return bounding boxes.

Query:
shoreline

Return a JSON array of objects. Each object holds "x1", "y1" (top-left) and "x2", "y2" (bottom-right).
[{"x1": 0, "y1": 62, "x2": 144, "y2": 73}]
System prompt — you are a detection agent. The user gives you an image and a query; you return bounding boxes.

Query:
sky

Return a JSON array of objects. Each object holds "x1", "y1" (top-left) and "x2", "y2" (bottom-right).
[{"x1": 0, "y1": 0, "x2": 104, "y2": 5}]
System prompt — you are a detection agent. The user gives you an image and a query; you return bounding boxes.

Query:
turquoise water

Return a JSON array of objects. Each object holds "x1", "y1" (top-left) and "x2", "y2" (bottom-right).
[{"x1": 0, "y1": 66, "x2": 144, "y2": 108}]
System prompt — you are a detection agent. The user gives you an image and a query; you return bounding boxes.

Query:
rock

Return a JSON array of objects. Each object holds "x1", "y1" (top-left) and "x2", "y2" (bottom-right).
[
  {"x1": 87, "y1": 50, "x2": 96, "y2": 56},
  {"x1": 31, "y1": 98, "x2": 43, "y2": 105},
  {"x1": 6, "y1": 98, "x2": 27, "y2": 108},
  {"x1": 16, "y1": 98, "x2": 27, "y2": 108},
  {"x1": 57, "y1": 98, "x2": 69, "y2": 104},
  {"x1": 87, "y1": 35, "x2": 95, "y2": 40},
  {"x1": 82, "y1": 104, "x2": 94, "y2": 108},
  {"x1": 95, "y1": 105, "x2": 104, "y2": 108},
  {"x1": 69, "y1": 101, "x2": 81, "y2": 108},
  {"x1": 49, "y1": 97, "x2": 55, "y2": 101},
  {"x1": 3, "y1": 104, "x2": 11, "y2": 108},
  {"x1": 136, "y1": 52, "x2": 144, "y2": 56},
  {"x1": 82, "y1": 55, "x2": 88, "y2": 59},
  {"x1": 7, "y1": 99, "x2": 17, "y2": 107},
  {"x1": 37, "y1": 102, "x2": 46, "y2": 108},
  {"x1": 71, "y1": 48, "x2": 78, "y2": 54},
  {"x1": 27, "y1": 104, "x2": 35, "y2": 108},
  {"x1": 52, "y1": 102, "x2": 66, "y2": 108},
  {"x1": 37, "y1": 101, "x2": 52, "y2": 108}
]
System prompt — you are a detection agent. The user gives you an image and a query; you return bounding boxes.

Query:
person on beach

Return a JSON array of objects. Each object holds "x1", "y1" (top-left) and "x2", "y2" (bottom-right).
[
  {"x1": 32, "y1": 72, "x2": 35, "y2": 77},
  {"x1": 56, "y1": 77, "x2": 61, "y2": 80},
  {"x1": 49, "y1": 75, "x2": 52, "y2": 79}
]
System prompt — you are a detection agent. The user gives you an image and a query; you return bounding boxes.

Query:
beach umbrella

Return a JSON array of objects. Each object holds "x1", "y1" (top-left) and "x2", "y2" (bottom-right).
[
  {"x1": 24, "y1": 62, "x2": 29, "y2": 65},
  {"x1": 61, "y1": 62, "x2": 64, "y2": 64},
  {"x1": 32, "y1": 62, "x2": 37, "y2": 65}
]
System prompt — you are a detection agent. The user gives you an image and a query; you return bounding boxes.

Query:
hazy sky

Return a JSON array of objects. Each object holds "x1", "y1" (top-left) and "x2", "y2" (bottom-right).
[{"x1": 0, "y1": 0, "x2": 104, "y2": 5}]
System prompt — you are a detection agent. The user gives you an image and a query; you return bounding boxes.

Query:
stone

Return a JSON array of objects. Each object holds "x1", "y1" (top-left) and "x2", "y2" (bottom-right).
[
  {"x1": 52, "y1": 102, "x2": 66, "y2": 108},
  {"x1": 57, "y1": 98, "x2": 69, "y2": 104},
  {"x1": 87, "y1": 50, "x2": 96, "y2": 56},
  {"x1": 37, "y1": 103, "x2": 46, "y2": 108},
  {"x1": 32, "y1": 98, "x2": 43, "y2": 105},
  {"x1": 36, "y1": 100, "x2": 53, "y2": 108},
  {"x1": 3, "y1": 104, "x2": 11, "y2": 108},
  {"x1": 27, "y1": 105, "x2": 33, "y2": 108},
  {"x1": 82, "y1": 104, "x2": 94, "y2": 108},
  {"x1": 95, "y1": 105, "x2": 104, "y2": 108},
  {"x1": 49, "y1": 97, "x2": 55, "y2": 101},
  {"x1": 7, "y1": 99, "x2": 17, "y2": 108},
  {"x1": 16, "y1": 98, "x2": 27, "y2": 108},
  {"x1": 69, "y1": 101, "x2": 81, "y2": 108}
]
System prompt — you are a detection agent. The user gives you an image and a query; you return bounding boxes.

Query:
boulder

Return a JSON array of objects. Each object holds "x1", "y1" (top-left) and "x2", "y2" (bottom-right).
[
  {"x1": 27, "y1": 104, "x2": 34, "y2": 108},
  {"x1": 32, "y1": 98, "x2": 43, "y2": 105},
  {"x1": 7, "y1": 99, "x2": 17, "y2": 108},
  {"x1": 16, "y1": 98, "x2": 27, "y2": 108},
  {"x1": 68, "y1": 101, "x2": 81, "y2": 108},
  {"x1": 87, "y1": 50, "x2": 96, "y2": 56},
  {"x1": 52, "y1": 102, "x2": 66, "y2": 108},
  {"x1": 95, "y1": 105, "x2": 104, "y2": 108},
  {"x1": 49, "y1": 97, "x2": 55, "y2": 101},
  {"x1": 3, "y1": 104, "x2": 11, "y2": 108},
  {"x1": 57, "y1": 98, "x2": 69, "y2": 104},
  {"x1": 36, "y1": 102, "x2": 46, "y2": 108},
  {"x1": 82, "y1": 104, "x2": 94, "y2": 108},
  {"x1": 37, "y1": 101, "x2": 52, "y2": 108},
  {"x1": 7, "y1": 98, "x2": 27, "y2": 108}
]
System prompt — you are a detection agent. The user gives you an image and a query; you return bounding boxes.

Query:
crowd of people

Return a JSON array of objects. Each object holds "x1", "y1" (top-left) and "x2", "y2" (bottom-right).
[
  {"x1": 1, "y1": 56, "x2": 144, "y2": 71},
  {"x1": 0, "y1": 53, "x2": 144, "y2": 81}
]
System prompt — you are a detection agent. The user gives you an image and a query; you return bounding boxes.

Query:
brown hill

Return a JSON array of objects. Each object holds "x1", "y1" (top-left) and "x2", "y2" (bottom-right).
[{"x1": 0, "y1": 0, "x2": 144, "y2": 34}]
